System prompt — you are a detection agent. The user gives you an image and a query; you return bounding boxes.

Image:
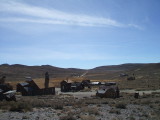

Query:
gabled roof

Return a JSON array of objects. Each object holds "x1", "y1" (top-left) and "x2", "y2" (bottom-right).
[
  {"x1": 99, "y1": 85, "x2": 118, "y2": 91},
  {"x1": 97, "y1": 89, "x2": 106, "y2": 94},
  {"x1": 19, "y1": 82, "x2": 29, "y2": 86}
]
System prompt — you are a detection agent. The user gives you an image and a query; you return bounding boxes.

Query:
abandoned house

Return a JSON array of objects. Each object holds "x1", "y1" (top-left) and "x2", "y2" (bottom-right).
[
  {"x1": 61, "y1": 79, "x2": 86, "y2": 92},
  {"x1": 71, "y1": 82, "x2": 84, "y2": 92},
  {"x1": 81, "y1": 80, "x2": 91, "y2": 88},
  {"x1": 0, "y1": 77, "x2": 16, "y2": 101},
  {"x1": 17, "y1": 77, "x2": 55, "y2": 96},
  {"x1": 96, "y1": 82, "x2": 120, "y2": 98},
  {"x1": 60, "y1": 80, "x2": 73, "y2": 92}
]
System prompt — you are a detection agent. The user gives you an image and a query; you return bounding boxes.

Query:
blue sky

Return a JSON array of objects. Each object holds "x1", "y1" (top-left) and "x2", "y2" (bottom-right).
[{"x1": 0, "y1": 0, "x2": 160, "y2": 69}]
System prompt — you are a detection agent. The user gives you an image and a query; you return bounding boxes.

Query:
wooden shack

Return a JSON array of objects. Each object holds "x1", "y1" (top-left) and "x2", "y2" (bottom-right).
[
  {"x1": 0, "y1": 83, "x2": 15, "y2": 101},
  {"x1": 71, "y1": 82, "x2": 84, "y2": 92},
  {"x1": 61, "y1": 80, "x2": 85, "y2": 92},
  {"x1": 17, "y1": 78, "x2": 55, "y2": 96},
  {"x1": 60, "y1": 80, "x2": 73, "y2": 92},
  {"x1": 96, "y1": 82, "x2": 119, "y2": 98},
  {"x1": 81, "y1": 80, "x2": 91, "y2": 88}
]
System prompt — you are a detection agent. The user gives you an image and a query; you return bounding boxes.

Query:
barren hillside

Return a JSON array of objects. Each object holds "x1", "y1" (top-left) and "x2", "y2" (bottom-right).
[{"x1": 0, "y1": 63, "x2": 160, "y2": 89}]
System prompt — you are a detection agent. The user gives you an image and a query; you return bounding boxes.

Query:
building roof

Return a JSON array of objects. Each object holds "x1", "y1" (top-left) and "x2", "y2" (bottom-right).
[
  {"x1": 90, "y1": 82, "x2": 100, "y2": 85},
  {"x1": 19, "y1": 83, "x2": 29, "y2": 86},
  {"x1": 71, "y1": 82, "x2": 81, "y2": 87},
  {"x1": 105, "y1": 82, "x2": 116, "y2": 86},
  {"x1": 97, "y1": 89, "x2": 106, "y2": 94},
  {"x1": 97, "y1": 86, "x2": 117, "y2": 94}
]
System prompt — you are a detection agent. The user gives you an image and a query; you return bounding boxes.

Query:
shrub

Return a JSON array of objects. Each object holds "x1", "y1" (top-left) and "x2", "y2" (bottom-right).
[
  {"x1": 85, "y1": 99, "x2": 100, "y2": 104},
  {"x1": 0, "y1": 101, "x2": 13, "y2": 110},
  {"x1": 115, "y1": 102, "x2": 126, "y2": 109},
  {"x1": 127, "y1": 116, "x2": 135, "y2": 120},
  {"x1": 54, "y1": 104, "x2": 63, "y2": 110},
  {"x1": 80, "y1": 115, "x2": 96, "y2": 120},
  {"x1": 22, "y1": 116, "x2": 30, "y2": 119},
  {"x1": 59, "y1": 115, "x2": 76, "y2": 120},
  {"x1": 109, "y1": 108, "x2": 121, "y2": 114},
  {"x1": 81, "y1": 107, "x2": 99, "y2": 115},
  {"x1": 9, "y1": 102, "x2": 32, "y2": 112},
  {"x1": 141, "y1": 100, "x2": 151, "y2": 105},
  {"x1": 102, "y1": 101, "x2": 108, "y2": 104}
]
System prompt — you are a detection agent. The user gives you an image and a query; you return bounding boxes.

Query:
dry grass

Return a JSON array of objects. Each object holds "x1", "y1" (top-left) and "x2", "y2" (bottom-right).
[
  {"x1": 9, "y1": 101, "x2": 32, "y2": 112},
  {"x1": 80, "y1": 115, "x2": 96, "y2": 120},
  {"x1": 109, "y1": 108, "x2": 121, "y2": 114},
  {"x1": 7, "y1": 75, "x2": 160, "y2": 90},
  {"x1": 115, "y1": 102, "x2": 127, "y2": 109},
  {"x1": 59, "y1": 115, "x2": 76, "y2": 120},
  {"x1": 0, "y1": 95, "x2": 75, "y2": 112},
  {"x1": 0, "y1": 91, "x2": 160, "y2": 119},
  {"x1": 0, "y1": 101, "x2": 32, "y2": 112},
  {"x1": 81, "y1": 106, "x2": 99, "y2": 115}
]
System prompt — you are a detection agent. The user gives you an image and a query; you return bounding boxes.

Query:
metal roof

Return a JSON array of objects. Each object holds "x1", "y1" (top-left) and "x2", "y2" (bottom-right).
[{"x1": 19, "y1": 82, "x2": 29, "y2": 86}]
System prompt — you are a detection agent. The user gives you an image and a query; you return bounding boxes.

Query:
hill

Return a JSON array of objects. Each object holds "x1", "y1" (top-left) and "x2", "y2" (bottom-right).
[
  {"x1": 86, "y1": 63, "x2": 160, "y2": 79},
  {"x1": 0, "y1": 63, "x2": 160, "y2": 89},
  {"x1": 0, "y1": 64, "x2": 86, "y2": 81},
  {"x1": 86, "y1": 63, "x2": 160, "y2": 89}
]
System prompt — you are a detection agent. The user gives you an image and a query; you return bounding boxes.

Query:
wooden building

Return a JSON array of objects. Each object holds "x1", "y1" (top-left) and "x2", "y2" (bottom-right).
[
  {"x1": 60, "y1": 80, "x2": 73, "y2": 92},
  {"x1": 96, "y1": 82, "x2": 119, "y2": 98},
  {"x1": 17, "y1": 78, "x2": 55, "y2": 96},
  {"x1": 61, "y1": 80, "x2": 86, "y2": 92},
  {"x1": 71, "y1": 82, "x2": 84, "y2": 92}
]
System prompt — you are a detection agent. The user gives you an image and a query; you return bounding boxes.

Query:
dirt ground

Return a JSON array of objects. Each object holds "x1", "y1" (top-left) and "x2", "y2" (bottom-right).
[{"x1": 0, "y1": 88, "x2": 160, "y2": 120}]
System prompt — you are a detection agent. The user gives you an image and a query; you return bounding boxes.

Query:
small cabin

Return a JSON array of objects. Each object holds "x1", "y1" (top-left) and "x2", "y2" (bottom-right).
[
  {"x1": 61, "y1": 80, "x2": 85, "y2": 92},
  {"x1": 96, "y1": 82, "x2": 119, "y2": 98},
  {"x1": 61, "y1": 80, "x2": 73, "y2": 92},
  {"x1": 81, "y1": 80, "x2": 91, "y2": 88},
  {"x1": 71, "y1": 82, "x2": 84, "y2": 92}
]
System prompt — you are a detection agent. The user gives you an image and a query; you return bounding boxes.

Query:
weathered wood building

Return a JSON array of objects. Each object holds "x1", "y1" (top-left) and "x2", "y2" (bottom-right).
[
  {"x1": 96, "y1": 82, "x2": 119, "y2": 98},
  {"x1": 17, "y1": 78, "x2": 55, "y2": 96},
  {"x1": 60, "y1": 80, "x2": 73, "y2": 92},
  {"x1": 60, "y1": 79, "x2": 88, "y2": 92}
]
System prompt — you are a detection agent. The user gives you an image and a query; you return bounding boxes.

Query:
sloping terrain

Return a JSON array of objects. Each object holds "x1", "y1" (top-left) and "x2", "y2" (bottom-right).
[
  {"x1": 0, "y1": 63, "x2": 160, "y2": 89},
  {"x1": 0, "y1": 64, "x2": 86, "y2": 81},
  {"x1": 86, "y1": 63, "x2": 160, "y2": 80},
  {"x1": 86, "y1": 63, "x2": 160, "y2": 89}
]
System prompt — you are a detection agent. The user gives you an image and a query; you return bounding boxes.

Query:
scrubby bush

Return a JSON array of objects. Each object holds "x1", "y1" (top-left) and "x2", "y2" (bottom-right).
[
  {"x1": 59, "y1": 115, "x2": 76, "y2": 120},
  {"x1": 80, "y1": 115, "x2": 96, "y2": 120},
  {"x1": 81, "y1": 107, "x2": 99, "y2": 115},
  {"x1": 54, "y1": 104, "x2": 63, "y2": 110},
  {"x1": 109, "y1": 108, "x2": 121, "y2": 114},
  {"x1": 115, "y1": 102, "x2": 126, "y2": 109},
  {"x1": 9, "y1": 102, "x2": 32, "y2": 112}
]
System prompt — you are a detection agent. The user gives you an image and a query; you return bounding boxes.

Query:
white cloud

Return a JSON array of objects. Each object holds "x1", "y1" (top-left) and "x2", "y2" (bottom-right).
[
  {"x1": 128, "y1": 24, "x2": 143, "y2": 30},
  {"x1": 0, "y1": 47, "x2": 109, "y2": 61},
  {"x1": 0, "y1": 1, "x2": 141, "y2": 29}
]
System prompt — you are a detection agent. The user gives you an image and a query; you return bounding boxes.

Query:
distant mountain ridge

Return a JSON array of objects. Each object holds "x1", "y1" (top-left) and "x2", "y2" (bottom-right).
[
  {"x1": 89, "y1": 63, "x2": 147, "y2": 72},
  {"x1": 0, "y1": 63, "x2": 160, "y2": 82},
  {"x1": 0, "y1": 64, "x2": 86, "y2": 81}
]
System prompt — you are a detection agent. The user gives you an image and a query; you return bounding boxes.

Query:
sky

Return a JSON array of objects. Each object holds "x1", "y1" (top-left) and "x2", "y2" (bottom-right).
[{"x1": 0, "y1": 0, "x2": 160, "y2": 69}]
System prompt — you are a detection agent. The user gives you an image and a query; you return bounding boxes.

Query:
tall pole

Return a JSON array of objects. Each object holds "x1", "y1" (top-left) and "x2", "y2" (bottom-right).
[{"x1": 45, "y1": 72, "x2": 49, "y2": 88}]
